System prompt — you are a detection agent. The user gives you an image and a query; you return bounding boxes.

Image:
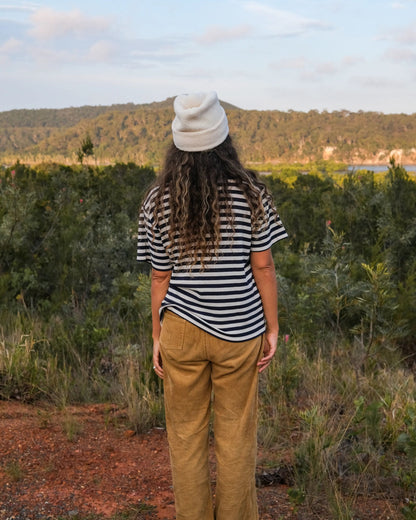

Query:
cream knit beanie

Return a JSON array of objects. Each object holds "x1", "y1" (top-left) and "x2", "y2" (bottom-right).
[{"x1": 172, "y1": 91, "x2": 229, "y2": 152}]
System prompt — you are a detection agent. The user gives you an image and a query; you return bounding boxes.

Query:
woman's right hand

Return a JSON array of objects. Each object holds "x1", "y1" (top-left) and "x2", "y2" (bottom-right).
[
  {"x1": 153, "y1": 339, "x2": 164, "y2": 379},
  {"x1": 257, "y1": 330, "x2": 278, "y2": 373}
]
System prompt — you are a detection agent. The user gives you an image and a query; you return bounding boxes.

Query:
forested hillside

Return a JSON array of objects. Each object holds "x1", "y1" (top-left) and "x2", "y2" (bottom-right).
[{"x1": 1, "y1": 100, "x2": 415, "y2": 166}]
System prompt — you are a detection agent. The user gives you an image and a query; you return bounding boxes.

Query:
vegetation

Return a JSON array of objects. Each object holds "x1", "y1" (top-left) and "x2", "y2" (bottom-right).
[
  {"x1": 1, "y1": 101, "x2": 416, "y2": 166},
  {"x1": 1, "y1": 159, "x2": 416, "y2": 518},
  {"x1": 77, "y1": 133, "x2": 94, "y2": 165}
]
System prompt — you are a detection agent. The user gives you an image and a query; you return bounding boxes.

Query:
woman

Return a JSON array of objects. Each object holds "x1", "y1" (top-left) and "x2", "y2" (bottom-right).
[{"x1": 137, "y1": 91, "x2": 287, "y2": 520}]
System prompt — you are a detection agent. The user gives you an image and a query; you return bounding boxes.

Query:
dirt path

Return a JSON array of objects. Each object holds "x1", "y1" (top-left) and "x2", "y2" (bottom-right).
[{"x1": 0, "y1": 401, "x2": 402, "y2": 519}]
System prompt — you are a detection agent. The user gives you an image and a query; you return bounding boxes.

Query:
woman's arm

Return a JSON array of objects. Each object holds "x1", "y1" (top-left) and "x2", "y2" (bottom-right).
[
  {"x1": 151, "y1": 268, "x2": 172, "y2": 379},
  {"x1": 251, "y1": 248, "x2": 278, "y2": 373}
]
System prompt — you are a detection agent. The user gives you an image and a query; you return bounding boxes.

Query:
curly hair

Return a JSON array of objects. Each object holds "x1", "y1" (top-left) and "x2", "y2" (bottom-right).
[{"x1": 150, "y1": 135, "x2": 276, "y2": 268}]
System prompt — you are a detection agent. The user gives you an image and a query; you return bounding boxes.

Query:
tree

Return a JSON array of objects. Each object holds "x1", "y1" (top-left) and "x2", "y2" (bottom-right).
[{"x1": 77, "y1": 134, "x2": 94, "y2": 165}]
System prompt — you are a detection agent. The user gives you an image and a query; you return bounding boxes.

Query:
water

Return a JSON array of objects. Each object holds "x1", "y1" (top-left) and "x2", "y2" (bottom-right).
[{"x1": 348, "y1": 164, "x2": 416, "y2": 173}]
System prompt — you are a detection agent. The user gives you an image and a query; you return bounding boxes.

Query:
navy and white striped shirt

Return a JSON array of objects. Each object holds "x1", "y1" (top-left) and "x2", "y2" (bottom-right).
[{"x1": 137, "y1": 181, "x2": 288, "y2": 342}]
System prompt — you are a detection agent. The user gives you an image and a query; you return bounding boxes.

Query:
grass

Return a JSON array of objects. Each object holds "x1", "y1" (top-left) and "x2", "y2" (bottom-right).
[
  {"x1": 4, "y1": 460, "x2": 25, "y2": 482},
  {"x1": 55, "y1": 503, "x2": 158, "y2": 519},
  {"x1": 259, "y1": 336, "x2": 416, "y2": 518},
  {"x1": 61, "y1": 411, "x2": 83, "y2": 442},
  {"x1": 116, "y1": 344, "x2": 165, "y2": 434},
  {"x1": 0, "y1": 312, "x2": 164, "y2": 434}
]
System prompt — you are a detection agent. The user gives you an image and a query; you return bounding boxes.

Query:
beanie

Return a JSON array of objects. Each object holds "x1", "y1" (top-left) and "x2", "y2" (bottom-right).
[{"x1": 172, "y1": 91, "x2": 229, "y2": 152}]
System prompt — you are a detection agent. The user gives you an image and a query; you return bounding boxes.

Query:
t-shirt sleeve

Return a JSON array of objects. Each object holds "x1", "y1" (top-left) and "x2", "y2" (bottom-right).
[
  {"x1": 137, "y1": 203, "x2": 173, "y2": 271},
  {"x1": 251, "y1": 196, "x2": 288, "y2": 252}
]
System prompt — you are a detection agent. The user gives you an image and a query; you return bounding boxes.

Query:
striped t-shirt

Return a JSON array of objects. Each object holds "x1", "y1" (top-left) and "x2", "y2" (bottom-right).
[{"x1": 137, "y1": 181, "x2": 288, "y2": 342}]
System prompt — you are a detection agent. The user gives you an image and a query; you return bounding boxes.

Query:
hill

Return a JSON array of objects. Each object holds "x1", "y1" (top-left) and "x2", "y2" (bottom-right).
[{"x1": 1, "y1": 99, "x2": 415, "y2": 166}]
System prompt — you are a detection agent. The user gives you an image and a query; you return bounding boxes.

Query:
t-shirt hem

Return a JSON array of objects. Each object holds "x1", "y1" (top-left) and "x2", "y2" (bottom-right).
[
  {"x1": 250, "y1": 232, "x2": 289, "y2": 252},
  {"x1": 136, "y1": 256, "x2": 173, "y2": 271},
  {"x1": 161, "y1": 305, "x2": 266, "y2": 343}
]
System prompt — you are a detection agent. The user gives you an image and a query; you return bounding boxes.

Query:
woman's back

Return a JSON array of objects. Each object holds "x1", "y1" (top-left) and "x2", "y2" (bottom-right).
[{"x1": 138, "y1": 178, "x2": 286, "y2": 340}]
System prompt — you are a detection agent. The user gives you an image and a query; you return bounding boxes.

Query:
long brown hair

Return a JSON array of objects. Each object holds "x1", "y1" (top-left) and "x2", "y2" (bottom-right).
[{"x1": 150, "y1": 135, "x2": 276, "y2": 267}]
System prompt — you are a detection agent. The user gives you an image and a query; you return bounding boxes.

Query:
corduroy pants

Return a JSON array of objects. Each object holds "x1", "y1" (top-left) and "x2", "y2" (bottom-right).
[{"x1": 159, "y1": 310, "x2": 262, "y2": 520}]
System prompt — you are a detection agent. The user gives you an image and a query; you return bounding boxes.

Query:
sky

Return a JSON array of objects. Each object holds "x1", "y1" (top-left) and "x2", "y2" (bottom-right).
[{"x1": 0, "y1": 0, "x2": 416, "y2": 114}]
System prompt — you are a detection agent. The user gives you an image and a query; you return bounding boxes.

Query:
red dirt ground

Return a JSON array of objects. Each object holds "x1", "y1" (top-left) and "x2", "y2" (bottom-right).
[{"x1": 0, "y1": 401, "x2": 404, "y2": 519}]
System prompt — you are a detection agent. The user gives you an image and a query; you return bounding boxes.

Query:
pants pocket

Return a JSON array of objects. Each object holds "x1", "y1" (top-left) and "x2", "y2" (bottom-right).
[{"x1": 160, "y1": 310, "x2": 186, "y2": 350}]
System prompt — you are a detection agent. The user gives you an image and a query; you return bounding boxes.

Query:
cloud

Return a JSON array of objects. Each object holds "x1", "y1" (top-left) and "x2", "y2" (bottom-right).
[
  {"x1": 197, "y1": 24, "x2": 252, "y2": 44},
  {"x1": 272, "y1": 54, "x2": 347, "y2": 86},
  {"x1": 87, "y1": 40, "x2": 118, "y2": 63},
  {"x1": 353, "y1": 75, "x2": 401, "y2": 89},
  {"x1": 243, "y1": 1, "x2": 331, "y2": 36},
  {"x1": 299, "y1": 63, "x2": 338, "y2": 82},
  {"x1": 1, "y1": 5, "x2": 200, "y2": 71},
  {"x1": 391, "y1": 0, "x2": 416, "y2": 6},
  {"x1": 126, "y1": 37, "x2": 194, "y2": 66},
  {"x1": 18, "y1": 6, "x2": 190, "y2": 69},
  {"x1": 380, "y1": 23, "x2": 416, "y2": 45},
  {"x1": 273, "y1": 57, "x2": 307, "y2": 70},
  {"x1": 342, "y1": 55, "x2": 365, "y2": 67},
  {"x1": 384, "y1": 47, "x2": 416, "y2": 63},
  {"x1": 28, "y1": 7, "x2": 111, "y2": 41},
  {"x1": 0, "y1": 3, "x2": 38, "y2": 12},
  {"x1": 273, "y1": 57, "x2": 339, "y2": 81},
  {"x1": 0, "y1": 36, "x2": 23, "y2": 54},
  {"x1": 23, "y1": 39, "x2": 188, "y2": 69},
  {"x1": 0, "y1": 36, "x2": 24, "y2": 63},
  {"x1": 315, "y1": 62, "x2": 338, "y2": 74},
  {"x1": 396, "y1": 25, "x2": 416, "y2": 44}
]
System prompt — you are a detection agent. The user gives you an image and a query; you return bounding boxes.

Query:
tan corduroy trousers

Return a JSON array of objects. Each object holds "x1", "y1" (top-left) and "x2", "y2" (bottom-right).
[{"x1": 159, "y1": 310, "x2": 263, "y2": 520}]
